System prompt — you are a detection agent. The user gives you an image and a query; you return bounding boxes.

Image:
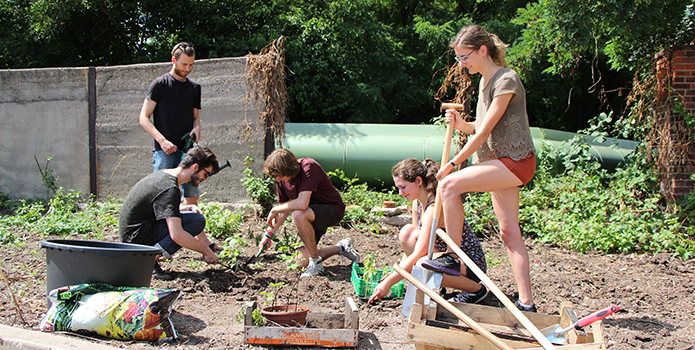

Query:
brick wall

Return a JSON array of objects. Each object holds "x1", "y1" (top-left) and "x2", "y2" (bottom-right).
[{"x1": 656, "y1": 45, "x2": 695, "y2": 202}]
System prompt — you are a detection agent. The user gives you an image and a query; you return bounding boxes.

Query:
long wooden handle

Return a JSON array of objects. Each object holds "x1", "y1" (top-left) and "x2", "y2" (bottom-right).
[
  {"x1": 393, "y1": 264, "x2": 513, "y2": 350},
  {"x1": 426, "y1": 122, "x2": 455, "y2": 260},
  {"x1": 435, "y1": 229, "x2": 558, "y2": 350}
]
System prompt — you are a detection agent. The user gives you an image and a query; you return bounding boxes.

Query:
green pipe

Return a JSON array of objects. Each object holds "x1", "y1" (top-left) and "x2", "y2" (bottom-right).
[{"x1": 284, "y1": 123, "x2": 639, "y2": 188}]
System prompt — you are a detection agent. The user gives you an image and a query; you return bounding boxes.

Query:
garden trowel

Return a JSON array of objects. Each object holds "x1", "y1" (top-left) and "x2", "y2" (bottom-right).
[
  {"x1": 242, "y1": 243, "x2": 267, "y2": 268},
  {"x1": 540, "y1": 305, "x2": 620, "y2": 344}
]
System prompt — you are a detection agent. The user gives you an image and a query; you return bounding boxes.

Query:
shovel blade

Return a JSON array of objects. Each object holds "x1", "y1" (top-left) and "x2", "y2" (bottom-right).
[
  {"x1": 401, "y1": 266, "x2": 442, "y2": 317},
  {"x1": 540, "y1": 324, "x2": 568, "y2": 345}
]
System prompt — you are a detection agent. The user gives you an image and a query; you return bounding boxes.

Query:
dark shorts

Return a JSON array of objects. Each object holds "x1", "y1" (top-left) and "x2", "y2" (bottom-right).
[
  {"x1": 434, "y1": 220, "x2": 486, "y2": 283},
  {"x1": 500, "y1": 155, "x2": 536, "y2": 186},
  {"x1": 308, "y1": 204, "x2": 344, "y2": 243}
]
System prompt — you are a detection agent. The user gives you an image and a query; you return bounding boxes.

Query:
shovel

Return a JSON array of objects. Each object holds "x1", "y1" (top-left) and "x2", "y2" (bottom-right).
[
  {"x1": 541, "y1": 305, "x2": 620, "y2": 344},
  {"x1": 402, "y1": 104, "x2": 457, "y2": 313}
]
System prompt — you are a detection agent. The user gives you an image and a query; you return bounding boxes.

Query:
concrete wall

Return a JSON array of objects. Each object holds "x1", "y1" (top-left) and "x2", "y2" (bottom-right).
[
  {"x1": 0, "y1": 68, "x2": 91, "y2": 200},
  {"x1": 0, "y1": 57, "x2": 265, "y2": 203}
]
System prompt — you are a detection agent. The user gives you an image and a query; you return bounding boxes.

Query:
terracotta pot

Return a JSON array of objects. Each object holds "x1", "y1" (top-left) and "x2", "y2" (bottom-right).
[
  {"x1": 261, "y1": 305, "x2": 310, "y2": 326},
  {"x1": 383, "y1": 200, "x2": 396, "y2": 208}
]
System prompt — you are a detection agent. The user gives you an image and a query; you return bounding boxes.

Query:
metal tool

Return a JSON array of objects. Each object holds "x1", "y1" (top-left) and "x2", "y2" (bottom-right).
[
  {"x1": 403, "y1": 103, "x2": 458, "y2": 313},
  {"x1": 243, "y1": 243, "x2": 268, "y2": 268},
  {"x1": 210, "y1": 160, "x2": 231, "y2": 176},
  {"x1": 541, "y1": 305, "x2": 620, "y2": 344}
]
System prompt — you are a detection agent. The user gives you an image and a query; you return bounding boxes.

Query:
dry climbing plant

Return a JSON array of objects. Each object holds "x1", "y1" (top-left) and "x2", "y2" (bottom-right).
[
  {"x1": 243, "y1": 36, "x2": 288, "y2": 147},
  {"x1": 434, "y1": 58, "x2": 473, "y2": 155},
  {"x1": 624, "y1": 49, "x2": 695, "y2": 204}
]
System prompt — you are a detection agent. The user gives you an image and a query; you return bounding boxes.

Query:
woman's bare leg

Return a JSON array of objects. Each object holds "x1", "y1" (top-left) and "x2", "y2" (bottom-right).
[{"x1": 491, "y1": 186, "x2": 533, "y2": 306}]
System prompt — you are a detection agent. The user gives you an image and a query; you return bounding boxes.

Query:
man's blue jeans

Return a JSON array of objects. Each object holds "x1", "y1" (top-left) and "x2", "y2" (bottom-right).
[{"x1": 154, "y1": 211, "x2": 206, "y2": 258}]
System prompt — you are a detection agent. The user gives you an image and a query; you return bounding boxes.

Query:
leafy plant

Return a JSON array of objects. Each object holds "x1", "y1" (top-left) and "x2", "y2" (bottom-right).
[
  {"x1": 677, "y1": 174, "x2": 695, "y2": 226},
  {"x1": 519, "y1": 139, "x2": 695, "y2": 258},
  {"x1": 34, "y1": 155, "x2": 58, "y2": 196},
  {"x1": 240, "y1": 154, "x2": 275, "y2": 214},
  {"x1": 0, "y1": 192, "x2": 18, "y2": 212},
  {"x1": 200, "y1": 203, "x2": 244, "y2": 239},
  {"x1": 217, "y1": 234, "x2": 249, "y2": 270}
]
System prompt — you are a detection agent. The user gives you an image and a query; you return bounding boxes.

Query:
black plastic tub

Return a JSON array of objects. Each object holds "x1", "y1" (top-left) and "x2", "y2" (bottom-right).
[{"x1": 40, "y1": 239, "x2": 162, "y2": 295}]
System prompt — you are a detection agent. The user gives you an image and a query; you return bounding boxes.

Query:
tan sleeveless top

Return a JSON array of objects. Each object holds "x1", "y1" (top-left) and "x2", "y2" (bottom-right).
[{"x1": 473, "y1": 68, "x2": 536, "y2": 163}]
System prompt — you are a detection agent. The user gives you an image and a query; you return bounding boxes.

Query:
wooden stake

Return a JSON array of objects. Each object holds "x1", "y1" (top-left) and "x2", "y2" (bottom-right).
[
  {"x1": 435, "y1": 229, "x2": 558, "y2": 350},
  {"x1": 393, "y1": 264, "x2": 513, "y2": 350}
]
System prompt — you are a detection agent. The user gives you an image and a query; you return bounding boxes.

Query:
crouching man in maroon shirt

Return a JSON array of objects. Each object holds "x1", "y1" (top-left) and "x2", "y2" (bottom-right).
[{"x1": 258, "y1": 149, "x2": 360, "y2": 278}]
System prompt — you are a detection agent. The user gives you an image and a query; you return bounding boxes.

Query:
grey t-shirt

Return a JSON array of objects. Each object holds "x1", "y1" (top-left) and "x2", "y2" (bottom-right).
[
  {"x1": 473, "y1": 68, "x2": 536, "y2": 163},
  {"x1": 118, "y1": 171, "x2": 180, "y2": 244}
]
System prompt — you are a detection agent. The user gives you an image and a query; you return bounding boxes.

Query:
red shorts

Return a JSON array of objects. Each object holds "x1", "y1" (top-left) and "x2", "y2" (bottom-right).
[{"x1": 499, "y1": 155, "x2": 536, "y2": 186}]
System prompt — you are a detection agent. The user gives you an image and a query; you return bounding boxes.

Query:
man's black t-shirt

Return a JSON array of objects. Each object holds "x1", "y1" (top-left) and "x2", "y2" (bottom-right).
[
  {"x1": 119, "y1": 171, "x2": 181, "y2": 245},
  {"x1": 146, "y1": 73, "x2": 201, "y2": 151}
]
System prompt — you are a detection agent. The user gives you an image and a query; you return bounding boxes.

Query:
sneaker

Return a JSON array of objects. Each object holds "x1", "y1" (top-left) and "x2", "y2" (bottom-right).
[
  {"x1": 448, "y1": 284, "x2": 489, "y2": 304},
  {"x1": 338, "y1": 238, "x2": 360, "y2": 264},
  {"x1": 514, "y1": 300, "x2": 537, "y2": 313},
  {"x1": 300, "y1": 257, "x2": 325, "y2": 278},
  {"x1": 152, "y1": 261, "x2": 173, "y2": 281},
  {"x1": 422, "y1": 253, "x2": 461, "y2": 276}
]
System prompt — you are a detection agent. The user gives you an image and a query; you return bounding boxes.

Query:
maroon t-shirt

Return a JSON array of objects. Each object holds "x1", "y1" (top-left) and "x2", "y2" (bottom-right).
[{"x1": 276, "y1": 158, "x2": 345, "y2": 216}]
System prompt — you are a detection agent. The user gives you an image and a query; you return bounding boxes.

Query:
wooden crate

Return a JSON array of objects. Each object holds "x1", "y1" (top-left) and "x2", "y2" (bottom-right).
[
  {"x1": 244, "y1": 297, "x2": 359, "y2": 348},
  {"x1": 407, "y1": 296, "x2": 606, "y2": 350}
]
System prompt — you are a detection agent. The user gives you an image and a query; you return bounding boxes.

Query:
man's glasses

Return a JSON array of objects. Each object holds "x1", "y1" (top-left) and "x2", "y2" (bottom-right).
[
  {"x1": 200, "y1": 167, "x2": 211, "y2": 179},
  {"x1": 454, "y1": 50, "x2": 475, "y2": 63}
]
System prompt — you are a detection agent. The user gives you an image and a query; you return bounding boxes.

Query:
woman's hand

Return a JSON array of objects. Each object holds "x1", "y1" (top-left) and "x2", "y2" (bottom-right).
[
  {"x1": 437, "y1": 162, "x2": 454, "y2": 180},
  {"x1": 368, "y1": 282, "x2": 390, "y2": 304},
  {"x1": 445, "y1": 108, "x2": 464, "y2": 128}
]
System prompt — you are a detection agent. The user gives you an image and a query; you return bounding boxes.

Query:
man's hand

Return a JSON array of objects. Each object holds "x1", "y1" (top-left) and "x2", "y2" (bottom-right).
[
  {"x1": 181, "y1": 204, "x2": 203, "y2": 214},
  {"x1": 190, "y1": 125, "x2": 201, "y2": 143},
  {"x1": 202, "y1": 249, "x2": 218, "y2": 264},
  {"x1": 159, "y1": 139, "x2": 178, "y2": 155},
  {"x1": 258, "y1": 235, "x2": 273, "y2": 252},
  {"x1": 266, "y1": 210, "x2": 280, "y2": 230}
]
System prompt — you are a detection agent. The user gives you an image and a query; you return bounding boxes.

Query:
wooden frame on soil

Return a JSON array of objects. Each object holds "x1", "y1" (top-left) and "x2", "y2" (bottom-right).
[
  {"x1": 408, "y1": 292, "x2": 606, "y2": 350},
  {"x1": 244, "y1": 297, "x2": 359, "y2": 348}
]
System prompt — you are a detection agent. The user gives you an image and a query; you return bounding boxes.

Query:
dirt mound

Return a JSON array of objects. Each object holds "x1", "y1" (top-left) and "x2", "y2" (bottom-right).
[{"x1": 1, "y1": 217, "x2": 693, "y2": 349}]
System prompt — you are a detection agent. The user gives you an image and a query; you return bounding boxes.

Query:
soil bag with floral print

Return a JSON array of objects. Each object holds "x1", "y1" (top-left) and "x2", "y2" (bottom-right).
[{"x1": 40, "y1": 283, "x2": 182, "y2": 342}]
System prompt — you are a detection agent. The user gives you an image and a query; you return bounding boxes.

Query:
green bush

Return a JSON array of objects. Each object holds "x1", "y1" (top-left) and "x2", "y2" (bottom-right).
[
  {"x1": 201, "y1": 202, "x2": 244, "y2": 239},
  {"x1": 520, "y1": 140, "x2": 695, "y2": 258},
  {"x1": 240, "y1": 155, "x2": 275, "y2": 213}
]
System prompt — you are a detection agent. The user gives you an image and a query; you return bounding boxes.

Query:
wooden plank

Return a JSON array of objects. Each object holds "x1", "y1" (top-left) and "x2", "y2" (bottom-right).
[
  {"x1": 591, "y1": 321, "x2": 603, "y2": 350},
  {"x1": 410, "y1": 302, "x2": 424, "y2": 324},
  {"x1": 345, "y1": 297, "x2": 359, "y2": 330},
  {"x1": 437, "y1": 302, "x2": 560, "y2": 331},
  {"x1": 409, "y1": 322, "x2": 541, "y2": 349},
  {"x1": 424, "y1": 319, "x2": 537, "y2": 343},
  {"x1": 245, "y1": 325, "x2": 358, "y2": 348},
  {"x1": 307, "y1": 313, "x2": 344, "y2": 329},
  {"x1": 244, "y1": 301, "x2": 256, "y2": 326}
]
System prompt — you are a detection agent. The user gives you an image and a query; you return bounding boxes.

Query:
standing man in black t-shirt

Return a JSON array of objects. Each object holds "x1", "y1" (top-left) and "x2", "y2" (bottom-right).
[
  {"x1": 119, "y1": 146, "x2": 220, "y2": 278},
  {"x1": 257, "y1": 149, "x2": 360, "y2": 278},
  {"x1": 139, "y1": 42, "x2": 202, "y2": 207}
]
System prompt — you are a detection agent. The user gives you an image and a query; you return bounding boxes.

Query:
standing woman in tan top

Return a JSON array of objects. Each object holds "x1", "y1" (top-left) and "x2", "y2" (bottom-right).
[{"x1": 421, "y1": 25, "x2": 538, "y2": 312}]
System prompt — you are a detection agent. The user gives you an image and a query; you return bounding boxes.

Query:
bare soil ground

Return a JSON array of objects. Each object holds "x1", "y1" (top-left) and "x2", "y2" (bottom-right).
[{"x1": 1, "y1": 215, "x2": 694, "y2": 349}]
